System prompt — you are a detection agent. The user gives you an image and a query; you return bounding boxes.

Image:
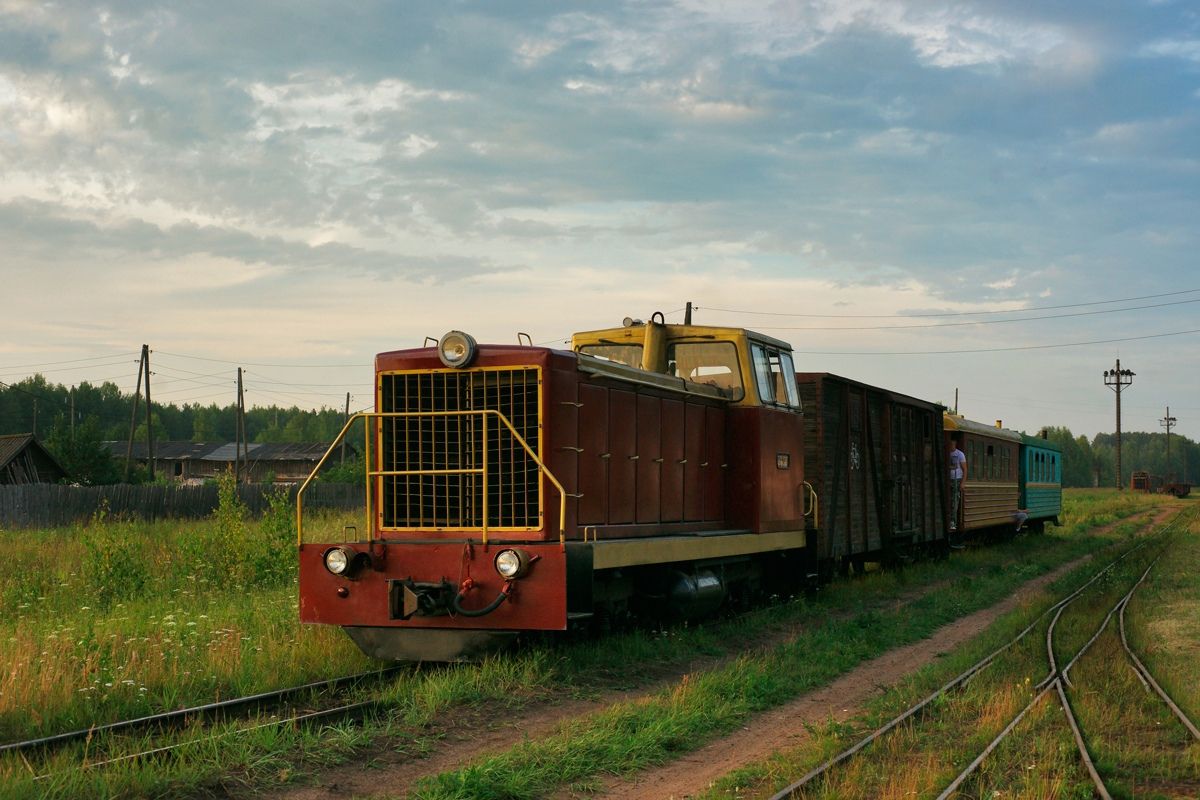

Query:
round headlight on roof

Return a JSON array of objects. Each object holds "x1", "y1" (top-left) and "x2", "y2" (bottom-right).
[{"x1": 437, "y1": 330, "x2": 477, "y2": 368}]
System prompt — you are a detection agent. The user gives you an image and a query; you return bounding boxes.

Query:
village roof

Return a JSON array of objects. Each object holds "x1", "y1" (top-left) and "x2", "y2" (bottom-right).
[
  {"x1": 103, "y1": 441, "x2": 335, "y2": 462},
  {"x1": 0, "y1": 433, "x2": 68, "y2": 483}
]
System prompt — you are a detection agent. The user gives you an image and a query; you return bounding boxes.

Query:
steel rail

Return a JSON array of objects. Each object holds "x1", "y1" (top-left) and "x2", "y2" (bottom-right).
[
  {"x1": 930, "y1": 563, "x2": 1158, "y2": 800},
  {"x1": 766, "y1": 530, "x2": 1158, "y2": 800},
  {"x1": 32, "y1": 700, "x2": 379, "y2": 781},
  {"x1": 935, "y1": 521, "x2": 1191, "y2": 799},
  {"x1": 934, "y1": 681, "x2": 1058, "y2": 800},
  {"x1": 0, "y1": 666, "x2": 405, "y2": 758},
  {"x1": 1061, "y1": 553, "x2": 1162, "y2": 688},
  {"x1": 930, "y1": 513, "x2": 1191, "y2": 799},
  {"x1": 1055, "y1": 678, "x2": 1113, "y2": 799},
  {"x1": 1119, "y1": 562, "x2": 1200, "y2": 741}
]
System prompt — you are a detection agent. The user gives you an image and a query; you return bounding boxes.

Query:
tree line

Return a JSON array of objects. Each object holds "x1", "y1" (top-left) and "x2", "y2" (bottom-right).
[
  {"x1": 1042, "y1": 426, "x2": 1197, "y2": 489},
  {"x1": 1, "y1": 375, "x2": 358, "y2": 485}
]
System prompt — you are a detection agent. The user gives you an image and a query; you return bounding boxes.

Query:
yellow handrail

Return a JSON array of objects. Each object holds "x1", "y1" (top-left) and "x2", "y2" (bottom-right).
[
  {"x1": 296, "y1": 410, "x2": 568, "y2": 550},
  {"x1": 801, "y1": 481, "x2": 819, "y2": 529}
]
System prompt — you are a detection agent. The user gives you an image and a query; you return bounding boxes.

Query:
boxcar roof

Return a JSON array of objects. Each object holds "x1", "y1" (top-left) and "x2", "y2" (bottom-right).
[
  {"x1": 943, "y1": 413, "x2": 1023, "y2": 443},
  {"x1": 794, "y1": 372, "x2": 944, "y2": 412},
  {"x1": 1021, "y1": 433, "x2": 1063, "y2": 452}
]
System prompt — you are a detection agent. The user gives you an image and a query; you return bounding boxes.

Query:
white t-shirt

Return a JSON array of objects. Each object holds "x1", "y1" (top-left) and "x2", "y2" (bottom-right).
[{"x1": 949, "y1": 448, "x2": 966, "y2": 481}]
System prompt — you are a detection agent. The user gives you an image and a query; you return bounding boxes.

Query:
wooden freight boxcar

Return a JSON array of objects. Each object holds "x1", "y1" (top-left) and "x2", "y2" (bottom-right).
[{"x1": 796, "y1": 373, "x2": 948, "y2": 572}]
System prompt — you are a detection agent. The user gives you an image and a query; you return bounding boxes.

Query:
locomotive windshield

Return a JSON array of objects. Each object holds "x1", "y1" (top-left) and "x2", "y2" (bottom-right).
[
  {"x1": 666, "y1": 341, "x2": 745, "y2": 400},
  {"x1": 578, "y1": 343, "x2": 643, "y2": 368},
  {"x1": 751, "y1": 343, "x2": 800, "y2": 409}
]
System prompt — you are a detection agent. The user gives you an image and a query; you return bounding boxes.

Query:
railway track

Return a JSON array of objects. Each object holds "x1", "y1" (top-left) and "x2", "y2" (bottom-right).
[
  {"x1": 770, "y1": 510, "x2": 1199, "y2": 799},
  {"x1": 0, "y1": 666, "x2": 406, "y2": 778}
]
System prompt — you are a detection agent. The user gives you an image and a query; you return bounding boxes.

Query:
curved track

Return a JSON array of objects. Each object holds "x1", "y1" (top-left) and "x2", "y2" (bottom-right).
[{"x1": 769, "y1": 510, "x2": 1197, "y2": 799}]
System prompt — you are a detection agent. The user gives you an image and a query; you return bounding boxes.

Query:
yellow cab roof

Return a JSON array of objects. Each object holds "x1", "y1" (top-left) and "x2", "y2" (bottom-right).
[
  {"x1": 570, "y1": 321, "x2": 795, "y2": 408},
  {"x1": 571, "y1": 322, "x2": 792, "y2": 351}
]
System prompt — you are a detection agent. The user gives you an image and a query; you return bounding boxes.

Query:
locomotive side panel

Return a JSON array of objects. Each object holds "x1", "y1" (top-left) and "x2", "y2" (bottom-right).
[
  {"x1": 703, "y1": 406, "x2": 727, "y2": 521},
  {"x1": 635, "y1": 395, "x2": 662, "y2": 523},
  {"x1": 577, "y1": 383, "x2": 610, "y2": 525},
  {"x1": 660, "y1": 398, "x2": 686, "y2": 522},
  {"x1": 725, "y1": 406, "x2": 805, "y2": 534},
  {"x1": 608, "y1": 390, "x2": 638, "y2": 524},
  {"x1": 683, "y1": 402, "x2": 706, "y2": 521},
  {"x1": 568, "y1": 372, "x2": 731, "y2": 538}
]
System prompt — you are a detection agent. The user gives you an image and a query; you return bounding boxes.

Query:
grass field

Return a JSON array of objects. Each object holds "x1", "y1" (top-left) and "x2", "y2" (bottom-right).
[
  {"x1": 0, "y1": 487, "x2": 1178, "y2": 799},
  {"x1": 0, "y1": 472, "x2": 374, "y2": 744}
]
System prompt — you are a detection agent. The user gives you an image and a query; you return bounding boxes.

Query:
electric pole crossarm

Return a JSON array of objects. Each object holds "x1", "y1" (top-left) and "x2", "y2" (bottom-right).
[
  {"x1": 1102, "y1": 358, "x2": 1135, "y2": 489},
  {"x1": 1160, "y1": 406, "x2": 1177, "y2": 481}
]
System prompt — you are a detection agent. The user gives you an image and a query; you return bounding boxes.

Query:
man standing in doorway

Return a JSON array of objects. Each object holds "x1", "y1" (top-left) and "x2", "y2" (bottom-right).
[{"x1": 949, "y1": 436, "x2": 967, "y2": 535}]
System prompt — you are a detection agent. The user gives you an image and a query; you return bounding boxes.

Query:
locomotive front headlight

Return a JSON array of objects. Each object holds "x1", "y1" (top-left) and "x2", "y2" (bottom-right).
[
  {"x1": 494, "y1": 548, "x2": 532, "y2": 579},
  {"x1": 437, "y1": 330, "x2": 477, "y2": 368},
  {"x1": 324, "y1": 547, "x2": 351, "y2": 576}
]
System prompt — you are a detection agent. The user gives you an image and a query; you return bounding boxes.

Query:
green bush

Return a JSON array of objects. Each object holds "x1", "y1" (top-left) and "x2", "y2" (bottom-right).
[
  {"x1": 81, "y1": 520, "x2": 152, "y2": 606},
  {"x1": 175, "y1": 470, "x2": 295, "y2": 588}
]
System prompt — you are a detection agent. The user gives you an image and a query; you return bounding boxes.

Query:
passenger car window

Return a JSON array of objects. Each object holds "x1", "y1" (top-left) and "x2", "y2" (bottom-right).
[
  {"x1": 667, "y1": 341, "x2": 745, "y2": 400},
  {"x1": 749, "y1": 343, "x2": 800, "y2": 408},
  {"x1": 579, "y1": 344, "x2": 643, "y2": 368}
]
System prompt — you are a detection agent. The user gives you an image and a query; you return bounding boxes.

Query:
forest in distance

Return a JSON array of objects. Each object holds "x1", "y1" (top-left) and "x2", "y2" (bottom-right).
[{"x1": 1, "y1": 375, "x2": 1195, "y2": 488}]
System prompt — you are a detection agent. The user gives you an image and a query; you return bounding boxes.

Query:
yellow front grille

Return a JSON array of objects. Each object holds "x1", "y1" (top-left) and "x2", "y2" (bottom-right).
[{"x1": 378, "y1": 367, "x2": 541, "y2": 530}]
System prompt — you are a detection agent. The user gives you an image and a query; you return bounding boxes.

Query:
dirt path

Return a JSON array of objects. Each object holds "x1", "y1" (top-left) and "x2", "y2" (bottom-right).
[{"x1": 264, "y1": 510, "x2": 1167, "y2": 800}]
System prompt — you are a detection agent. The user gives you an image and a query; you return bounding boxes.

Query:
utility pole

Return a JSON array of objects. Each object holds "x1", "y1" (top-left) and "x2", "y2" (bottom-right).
[
  {"x1": 236, "y1": 367, "x2": 245, "y2": 482},
  {"x1": 341, "y1": 392, "x2": 350, "y2": 464},
  {"x1": 70, "y1": 389, "x2": 74, "y2": 443},
  {"x1": 1103, "y1": 359, "x2": 1135, "y2": 489},
  {"x1": 240, "y1": 372, "x2": 248, "y2": 480},
  {"x1": 32, "y1": 397, "x2": 37, "y2": 438},
  {"x1": 125, "y1": 348, "x2": 146, "y2": 482},
  {"x1": 1160, "y1": 406, "x2": 1177, "y2": 481},
  {"x1": 143, "y1": 344, "x2": 154, "y2": 480}
]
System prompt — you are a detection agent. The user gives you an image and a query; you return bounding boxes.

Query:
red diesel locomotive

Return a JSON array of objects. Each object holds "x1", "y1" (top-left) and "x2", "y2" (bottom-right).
[{"x1": 297, "y1": 319, "x2": 949, "y2": 661}]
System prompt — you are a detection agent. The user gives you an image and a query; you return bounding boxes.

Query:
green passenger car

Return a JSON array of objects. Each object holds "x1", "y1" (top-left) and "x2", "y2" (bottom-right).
[{"x1": 1019, "y1": 433, "x2": 1062, "y2": 532}]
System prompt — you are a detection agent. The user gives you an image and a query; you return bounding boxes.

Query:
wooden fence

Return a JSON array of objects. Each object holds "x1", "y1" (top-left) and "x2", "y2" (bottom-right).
[{"x1": 0, "y1": 482, "x2": 365, "y2": 530}]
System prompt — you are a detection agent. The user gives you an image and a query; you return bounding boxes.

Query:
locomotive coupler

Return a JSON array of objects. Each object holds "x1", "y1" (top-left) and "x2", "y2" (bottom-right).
[{"x1": 392, "y1": 578, "x2": 455, "y2": 620}]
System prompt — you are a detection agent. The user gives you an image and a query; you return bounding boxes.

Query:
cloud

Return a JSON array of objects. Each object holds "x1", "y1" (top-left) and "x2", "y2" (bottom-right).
[
  {"x1": 0, "y1": 199, "x2": 503, "y2": 282},
  {"x1": 1141, "y1": 38, "x2": 1200, "y2": 63}
]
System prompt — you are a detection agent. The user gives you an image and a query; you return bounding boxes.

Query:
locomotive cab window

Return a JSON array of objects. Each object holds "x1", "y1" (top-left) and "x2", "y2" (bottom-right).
[
  {"x1": 578, "y1": 343, "x2": 643, "y2": 368},
  {"x1": 750, "y1": 343, "x2": 800, "y2": 409},
  {"x1": 666, "y1": 341, "x2": 745, "y2": 400}
]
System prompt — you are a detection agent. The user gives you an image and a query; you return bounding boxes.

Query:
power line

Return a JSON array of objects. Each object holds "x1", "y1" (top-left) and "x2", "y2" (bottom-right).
[
  {"x1": 708, "y1": 297, "x2": 1200, "y2": 331},
  {"x1": 697, "y1": 287, "x2": 1200, "y2": 319},
  {"x1": 790, "y1": 327, "x2": 1200, "y2": 355},
  {"x1": 155, "y1": 351, "x2": 369, "y2": 368},
  {"x1": 0, "y1": 352, "x2": 139, "y2": 371},
  {"x1": 0, "y1": 357, "x2": 138, "y2": 379}
]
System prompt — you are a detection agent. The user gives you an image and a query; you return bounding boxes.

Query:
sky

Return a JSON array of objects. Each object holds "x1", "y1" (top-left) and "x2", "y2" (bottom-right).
[{"x1": 1, "y1": 0, "x2": 1198, "y2": 440}]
